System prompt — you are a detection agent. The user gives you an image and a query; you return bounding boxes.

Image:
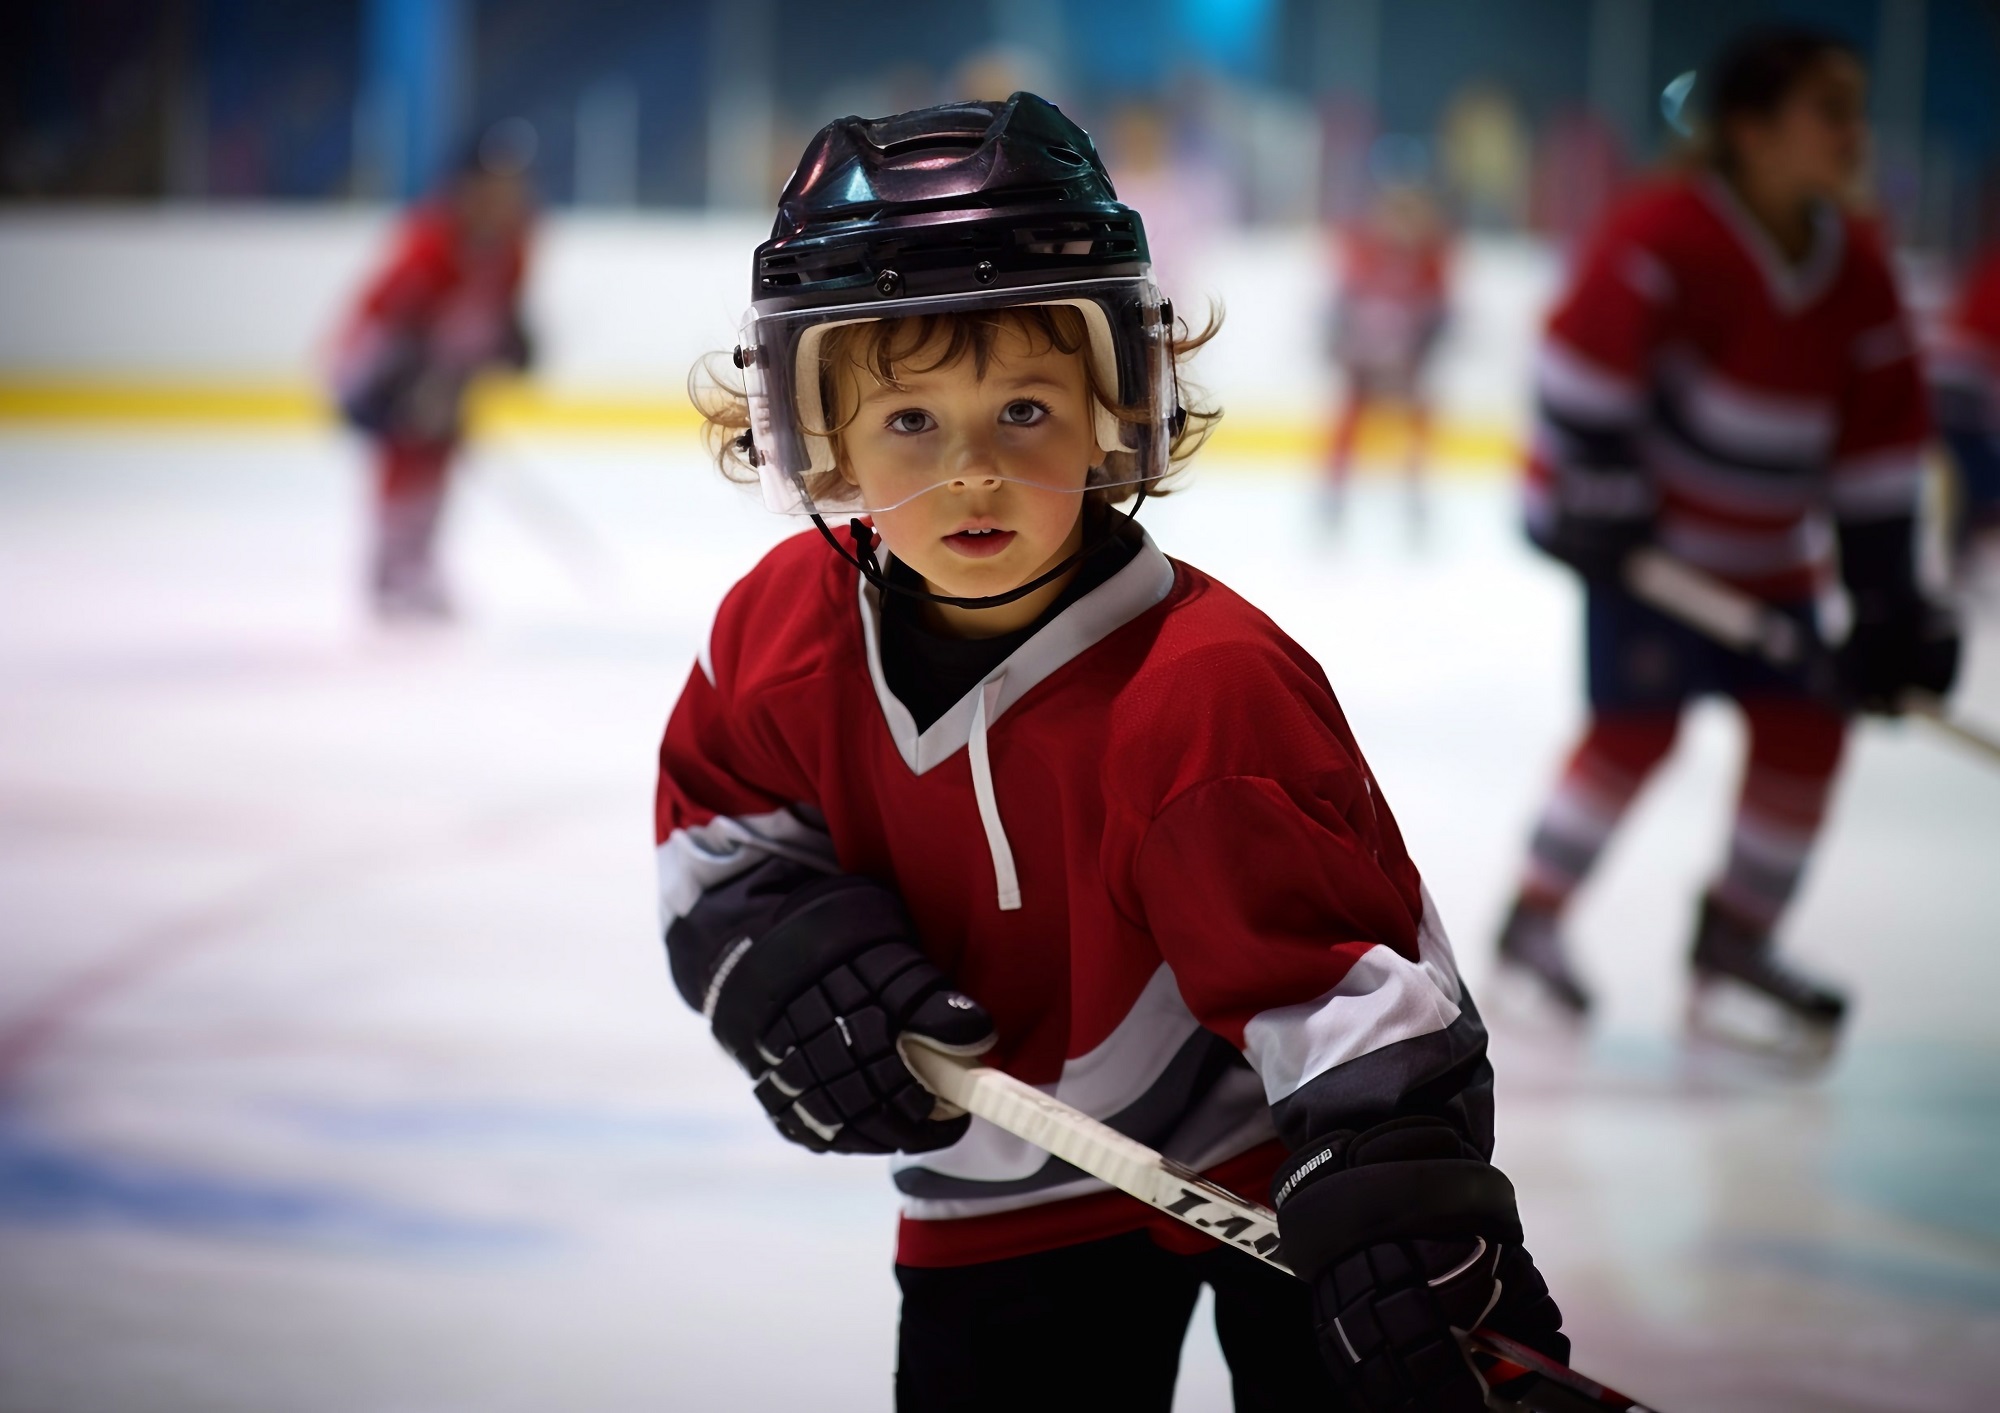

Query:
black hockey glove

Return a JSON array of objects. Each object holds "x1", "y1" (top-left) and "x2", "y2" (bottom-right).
[
  {"x1": 1272, "y1": 1116, "x2": 1568, "y2": 1413},
  {"x1": 1838, "y1": 595, "x2": 1961, "y2": 714},
  {"x1": 1533, "y1": 507, "x2": 1651, "y2": 584},
  {"x1": 1837, "y1": 516, "x2": 1961, "y2": 714},
  {"x1": 698, "y1": 873, "x2": 994, "y2": 1155}
]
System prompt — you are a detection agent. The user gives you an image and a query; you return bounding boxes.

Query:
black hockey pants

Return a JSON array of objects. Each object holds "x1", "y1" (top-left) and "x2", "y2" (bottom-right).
[{"x1": 894, "y1": 1228, "x2": 1338, "y2": 1412}]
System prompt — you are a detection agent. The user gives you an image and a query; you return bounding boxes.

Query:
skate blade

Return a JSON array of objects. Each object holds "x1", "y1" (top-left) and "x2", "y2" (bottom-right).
[
  {"x1": 1487, "y1": 960, "x2": 1590, "y2": 1035},
  {"x1": 1685, "y1": 977, "x2": 1839, "y2": 1075}
]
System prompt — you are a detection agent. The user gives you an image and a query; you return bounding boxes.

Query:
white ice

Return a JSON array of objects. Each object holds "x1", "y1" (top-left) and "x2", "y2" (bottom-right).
[{"x1": 0, "y1": 428, "x2": 1997, "y2": 1413}]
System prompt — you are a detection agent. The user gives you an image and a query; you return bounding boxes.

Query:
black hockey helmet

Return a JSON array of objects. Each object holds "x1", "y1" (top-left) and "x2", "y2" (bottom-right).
[
  {"x1": 751, "y1": 92, "x2": 1151, "y2": 311},
  {"x1": 734, "y1": 93, "x2": 1179, "y2": 612}
]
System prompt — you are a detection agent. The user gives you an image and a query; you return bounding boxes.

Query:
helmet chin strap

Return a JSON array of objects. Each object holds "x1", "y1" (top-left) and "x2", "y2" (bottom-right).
[{"x1": 807, "y1": 476, "x2": 1149, "y2": 612}]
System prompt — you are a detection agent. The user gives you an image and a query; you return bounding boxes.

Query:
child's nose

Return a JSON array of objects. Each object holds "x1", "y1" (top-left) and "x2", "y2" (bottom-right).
[{"x1": 945, "y1": 430, "x2": 1003, "y2": 489}]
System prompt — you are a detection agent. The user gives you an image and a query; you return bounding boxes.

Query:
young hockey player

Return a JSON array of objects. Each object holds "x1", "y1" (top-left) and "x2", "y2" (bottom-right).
[
  {"x1": 1496, "y1": 28, "x2": 1960, "y2": 1052},
  {"x1": 1323, "y1": 180, "x2": 1453, "y2": 528},
  {"x1": 656, "y1": 95, "x2": 1567, "y2": 1412},
  {"x1": 331, "y1": 126, "x2": 534, "y2": 620}
]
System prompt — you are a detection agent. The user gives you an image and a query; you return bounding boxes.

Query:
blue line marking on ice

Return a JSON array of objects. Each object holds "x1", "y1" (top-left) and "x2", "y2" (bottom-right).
[{"x1": 0, "y1": 1112, "x2": 547, "y2": 1253}]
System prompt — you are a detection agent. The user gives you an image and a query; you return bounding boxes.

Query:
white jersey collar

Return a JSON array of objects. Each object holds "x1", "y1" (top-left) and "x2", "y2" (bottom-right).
[
  {"x1": 1696, "y1": 173, "x2": 1845, "y2": 316},
  {"x1": 857, "y1": 529, "x2": 1178, "y2": 776}
]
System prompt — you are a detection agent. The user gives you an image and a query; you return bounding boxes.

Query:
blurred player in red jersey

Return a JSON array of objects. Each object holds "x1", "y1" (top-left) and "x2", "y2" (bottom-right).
[
  {"x1": 332, "y1": 122, "x2": 535, "y2": 620},
  {"x1": 1494, "y1": 28, "x2": 1960, "y2": 1057},
  {"x1": 1323, "y1": 175, "x2": 1452, "y2": 529},
  {"x1": 1928, "y1": 243, "x2": 2000, "y2": 588}
]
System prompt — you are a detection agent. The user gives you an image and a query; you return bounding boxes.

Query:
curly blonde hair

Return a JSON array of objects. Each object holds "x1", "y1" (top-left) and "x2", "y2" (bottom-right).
[{"x1": 690, "y1": 302, "x2": 1221, "y2": 509}]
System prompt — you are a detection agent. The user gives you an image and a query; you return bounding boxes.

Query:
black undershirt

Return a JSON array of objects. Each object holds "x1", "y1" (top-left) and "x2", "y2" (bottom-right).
[{"x1": 879, "y1": 516, "x2": 1144, "y2": 733}]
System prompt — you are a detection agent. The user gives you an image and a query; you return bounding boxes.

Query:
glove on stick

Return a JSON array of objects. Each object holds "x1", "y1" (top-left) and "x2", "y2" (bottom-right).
[
  {"x1": 1273, "y1": 1116, "x2": 1567, "y2": 1412},
  {"x1": 702, "y1": 873, "x2": 993, "y2": 1155}
]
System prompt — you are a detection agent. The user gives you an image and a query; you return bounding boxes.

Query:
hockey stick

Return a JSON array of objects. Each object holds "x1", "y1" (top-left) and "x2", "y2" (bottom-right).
[
  {"x1": 1625, "y1": 548, "x2": 2000, "y2": 766},
  {"x1": 899, "y1": 1038, "x2": 1660, "y2": 1413}
]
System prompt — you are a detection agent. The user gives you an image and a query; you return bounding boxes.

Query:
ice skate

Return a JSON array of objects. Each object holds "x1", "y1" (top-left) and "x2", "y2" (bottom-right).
[
  {"x1": 370, "y1": 488, "x2": 455, "y2": 624},
  {"x1": 1492, "y1": 896, "x2": 1592, "y2": 1025},
  {"x1": 372, "y1": 573, "x2": 455, "y2": 624},
  {"x1": 1686, "y1": 894, "x2": 1846, "y2": 1067}
]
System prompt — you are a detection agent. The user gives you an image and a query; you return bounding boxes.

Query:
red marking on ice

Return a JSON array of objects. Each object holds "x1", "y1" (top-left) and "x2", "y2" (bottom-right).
[
  {"x1": 0, "y1": 856, "x2": 362, "y2": 1091},
  {"x1": 0, "y1": 892, "x2": 271, "y2": 1090}
]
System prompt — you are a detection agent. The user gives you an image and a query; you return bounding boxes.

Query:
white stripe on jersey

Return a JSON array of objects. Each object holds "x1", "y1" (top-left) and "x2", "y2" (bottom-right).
[
  {"x1": 1829, "y1": 447, "x2": 1927, "y2": 520},
  {"x1": 1538, "y1": 337, "x2": 1647, "y2": 425},
  {"x1": 1650, "y1": 433, "x2": 1820, "y2": 519},
  {"x1": 891, "y1": 967, "x2": 1267, "y2": 1220},
  {"x1": 1656, "y1": 514, "x2": 1831, "y2": 580},
  {"x1": 1662, "y1": 351, "x2": 1836, "y2": 467},
  {"x1": 1241, "y1": 888, "x2": 1464, "y2": 1105},
  {"x1": 891, "y1": 964, "x2": 1203, "y2": 1186},
  {"x1": 655, "y1": 807, "x2": 838, "y2": 927},
  {"x1": 895, "y1": 1068, "x2": 1279, "y2": 1222}
]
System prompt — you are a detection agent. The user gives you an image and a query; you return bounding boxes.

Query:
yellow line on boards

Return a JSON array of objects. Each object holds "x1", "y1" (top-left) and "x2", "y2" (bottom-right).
[
  {"x1": 0, "y1": 377, "x2": 1520, "y2": 473},
  {"x1": 0, "y1": 381, "x2": 329, "y2": 425},
  {"x1": 0, "y1": 378, "x2": 702, "y2": 435}
]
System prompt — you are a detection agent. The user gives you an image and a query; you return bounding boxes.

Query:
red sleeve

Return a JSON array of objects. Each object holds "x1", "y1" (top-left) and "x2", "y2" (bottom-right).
[
  {"x1": 1135, "y1": 766, "x2": 1425, "y2": 1047},
  {"x1": 1116, "y1": 630, "x2": 1474, "y2": 1148},
  {"x1": 653, "y1": 544, "x2": 836, "y2": 931},
  {"x1": 655, "y1": 648, "x2": 792, "y2": 844},
  {"x1": 354, "y1": 209, "x2": 459, "y2": 329},
  {"x1": 1524, "y1": 191, "x2": 1681, "y2": 533},
  {"x1": 654, "y1": 559, "x2": 818, "y2": 846},
  {"x1": 1830, "y1": 226, "x2": 1929, "y2": 524},
  {"x1": 1543, "y1": 192, "x2": 1679, "y2": 392}
]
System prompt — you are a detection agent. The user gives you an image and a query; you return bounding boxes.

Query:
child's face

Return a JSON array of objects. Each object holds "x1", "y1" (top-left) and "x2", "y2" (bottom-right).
[
  {"x1": 836, "y1": 322, "x2": 1098, "y2": 612},
  {"x1": 1733, "y1": 54, "x2": 1869, "y2": 205}
]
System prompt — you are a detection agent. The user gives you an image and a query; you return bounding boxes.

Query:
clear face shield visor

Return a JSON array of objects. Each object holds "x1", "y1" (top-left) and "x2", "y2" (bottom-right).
[{"x1": 736, "y1": 278, "x2": 1175, "y2": 518}]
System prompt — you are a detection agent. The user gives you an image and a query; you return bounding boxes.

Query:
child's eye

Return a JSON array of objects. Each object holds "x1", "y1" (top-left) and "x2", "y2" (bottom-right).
[
  {"x1": 887, "y1": 410, "x2": 935, "y2": 435},
  {"x1": 1000, "y1": 399, "x2": 1050, "y2": 426}
]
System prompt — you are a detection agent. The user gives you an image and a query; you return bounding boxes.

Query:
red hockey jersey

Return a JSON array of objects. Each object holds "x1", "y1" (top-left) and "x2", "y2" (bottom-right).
[
  {"x1": 1526, "y1": 174, "x2": 1928, "y2": 601},
  {"x1": 331, "y1": 202, "x2": 529, "y2": 437},
  {"x1": 655, "y1": 530, "x2": 1482, "y2": 1267},
  {"x1": 346, "y1": 202, "x2": 526, "y2": 348}
]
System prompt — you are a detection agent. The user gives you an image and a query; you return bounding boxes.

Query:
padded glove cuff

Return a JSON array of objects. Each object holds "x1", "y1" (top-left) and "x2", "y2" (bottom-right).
[{"x1": 1273, "y1": 1118, "x2": 1522, "y2": 1281}]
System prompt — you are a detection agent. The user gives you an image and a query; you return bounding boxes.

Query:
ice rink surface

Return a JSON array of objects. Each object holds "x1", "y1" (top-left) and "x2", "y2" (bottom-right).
[{"x1": 2, "y1": 427, "x2": 1998, "y2": 1412}]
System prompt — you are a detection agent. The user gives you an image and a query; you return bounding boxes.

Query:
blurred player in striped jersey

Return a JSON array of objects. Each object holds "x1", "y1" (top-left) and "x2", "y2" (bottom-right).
[{"x1": 1494, "y1": 27, "x2": 1959, "y2": 1057}]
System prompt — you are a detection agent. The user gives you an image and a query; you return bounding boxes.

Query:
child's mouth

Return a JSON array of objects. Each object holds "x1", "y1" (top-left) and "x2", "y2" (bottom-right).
[{"x1": 944, "y1": 527, "x2": 1017, "y2": 558}]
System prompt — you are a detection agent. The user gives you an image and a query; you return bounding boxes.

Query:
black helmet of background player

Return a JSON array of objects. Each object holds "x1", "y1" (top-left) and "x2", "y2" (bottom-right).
[
  {"x1": 733, "y1": 92, "x2": 1180, "y2": 525},
  {"x1": 1702, "y1": 26, "x2": 1866, "y2": 197}
]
